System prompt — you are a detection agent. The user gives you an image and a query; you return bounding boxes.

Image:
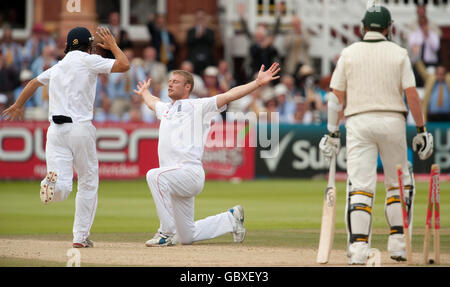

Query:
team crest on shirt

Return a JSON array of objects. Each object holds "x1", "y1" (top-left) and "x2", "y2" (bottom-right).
[
  {"x1": 163, "y1": 103, "x2": 187, "y2": 120},
  {"x1": 174, "y1": 103, "x2": 185, "y2": 119}
]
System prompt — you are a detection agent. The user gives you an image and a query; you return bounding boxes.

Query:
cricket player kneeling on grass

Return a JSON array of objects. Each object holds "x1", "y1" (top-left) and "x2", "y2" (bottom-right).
[
  {"x1": 319, "y1": 5, "x2": 433, "y2": 265},
  {"x1": 134, "y1": 63, "x2": 281, "y2": 247}
]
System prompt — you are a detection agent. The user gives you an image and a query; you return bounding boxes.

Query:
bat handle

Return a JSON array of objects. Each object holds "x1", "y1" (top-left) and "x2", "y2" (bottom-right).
[{"x1": 328, "y1": 154, "x2": 336, "y2": 187}]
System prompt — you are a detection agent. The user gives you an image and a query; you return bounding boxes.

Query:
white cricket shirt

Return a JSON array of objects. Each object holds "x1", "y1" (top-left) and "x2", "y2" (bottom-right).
[
  {"x1": 37, "y1": 50, "x2": 115, "y2": 122},
  {"x1": 155, "y1": 96, "x2": 226, "y2": 167},
  {"x1": 330, "y1": 32, "x2": 416, "y2": 117}
]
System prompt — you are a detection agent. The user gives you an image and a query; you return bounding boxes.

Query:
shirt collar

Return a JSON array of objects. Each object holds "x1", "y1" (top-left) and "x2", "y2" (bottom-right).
[
  {"x1": 65, "y1": 50, "x2": 87, "y2": 59},
  {"x1": 169, "y1": 99, "x2": 178, "y2": 107},
  {"x1": 363, "y1": 31, "x2": 387, "y2": 42}
]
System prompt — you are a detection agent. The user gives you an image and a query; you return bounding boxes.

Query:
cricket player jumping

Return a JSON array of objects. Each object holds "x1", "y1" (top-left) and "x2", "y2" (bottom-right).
[
  {"x1": 134, "y1": 63, "x2": 280, "y2": 246},
  {"x1": 2, "y1": 27, "x2": 130, "y2": 247},
  {"x1": 319, "y1": 5, "x2": 433, "y2": 264}
]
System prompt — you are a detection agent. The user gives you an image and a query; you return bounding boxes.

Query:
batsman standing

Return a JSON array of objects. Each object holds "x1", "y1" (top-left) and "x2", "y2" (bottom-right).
[
  {"x1": 134, "y1": 63, "x2": 280, "y2": 246},
  {"x1": 319, "y1": 5, "x2": 433, "y2": 264},
  {"x1": 2, "y1": 27, "x2": 130, "y2": 247}
]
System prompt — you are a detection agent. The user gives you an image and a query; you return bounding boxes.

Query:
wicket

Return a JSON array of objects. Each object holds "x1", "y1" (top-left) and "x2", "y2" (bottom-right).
[
  {"x1": 423, "y1": 164, "x2": 440, "y2": 265},
  {"x1": 396, "y1": 164, "x2": 413, "y2": 264}
]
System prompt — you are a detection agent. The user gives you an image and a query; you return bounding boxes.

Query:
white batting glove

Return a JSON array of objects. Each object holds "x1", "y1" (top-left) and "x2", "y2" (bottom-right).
[
  {"x1": 319, "y1": 132, "x2": 341, "y2": 160},
  {"x1": 412, "y1": 127, "x2": 433, "y2": 160}
]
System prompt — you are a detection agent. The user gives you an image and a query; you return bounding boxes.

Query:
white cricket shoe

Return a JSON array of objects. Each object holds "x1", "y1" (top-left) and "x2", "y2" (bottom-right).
[
  {"x1": 40, "y1": 171, "x2": 57, "y2": 204},
  {"x1": 388, "y1": 234, "x2": 407, "y2": 262},
  {"x1": 230, "y1": 205, "x2": 246, "y2": 243},
  {"x1": 348, "y1": 242, "x2": 370, "y2": 265},
  {"x1": 73, "y1": 238, "x2": 94, "y2": 248},
  {"x1": 145, "y1": 232, "x2": 178, "y2": 247}
]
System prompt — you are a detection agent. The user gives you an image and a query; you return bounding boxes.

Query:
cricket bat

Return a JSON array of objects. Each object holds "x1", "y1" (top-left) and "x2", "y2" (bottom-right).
[{"x1": 317, "y1": 154, "x2": 337, "y2": 264}]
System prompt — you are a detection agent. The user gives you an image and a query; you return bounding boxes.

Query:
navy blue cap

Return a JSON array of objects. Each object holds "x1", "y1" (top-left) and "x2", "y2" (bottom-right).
[{"x1": 66, "y1": 27, "x2": 93, "y2": 48}]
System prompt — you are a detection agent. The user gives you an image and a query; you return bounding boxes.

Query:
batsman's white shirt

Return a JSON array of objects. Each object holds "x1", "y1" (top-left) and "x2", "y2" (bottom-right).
[
  {"x1": 146, "y1": 96, "x2": 238, "y2": 244},
  {"x1": 37, "y1": 50, "x2": 115, "y2": 244},
  {"x1": 330, "y1": 31, "x2": 416, "y2": 117}
]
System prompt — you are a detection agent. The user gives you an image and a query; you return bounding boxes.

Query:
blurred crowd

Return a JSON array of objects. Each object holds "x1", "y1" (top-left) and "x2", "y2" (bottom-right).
[{"x1": 0, "y1": 4, "x2": 448, "y2": 124}]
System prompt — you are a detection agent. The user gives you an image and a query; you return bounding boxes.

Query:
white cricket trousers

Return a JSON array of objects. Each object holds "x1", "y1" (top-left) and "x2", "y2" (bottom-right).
[
  {"x1": 345, "y1": 112, "x2": 413, "y2": 242},
  {"x1": 346, "y1": 111, "x2": 412, "y2": 192},
  {"x1": 42, "y1": 121, "x2": 98, "y2": 243},
  {"x1": 146, "y1": 165, "x2": 236, "y2": 244}
]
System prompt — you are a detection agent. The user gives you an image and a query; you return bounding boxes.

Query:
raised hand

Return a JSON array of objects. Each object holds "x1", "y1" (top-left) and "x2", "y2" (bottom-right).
[
  {"x1": 96, "y1": 27, "x2": 117, "y2": 51},
  {"x1": 134, "y1": 78, "x2": 152, "y2": 98},
  {"x1": 256, "y1": 62, "x2": 281, "y2": 87}
]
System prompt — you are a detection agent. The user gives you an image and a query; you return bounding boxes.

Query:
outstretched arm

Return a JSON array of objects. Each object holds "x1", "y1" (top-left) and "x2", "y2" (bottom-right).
[
  {"x1": 134, "y1": 78, "x2": 160, "y2": 112},
  {"x1": 2, "y1": 78, "x2": 43, "y2": 121},
  {"x1": 216, "y1": 62, "x2": 280, "y2": 109}
]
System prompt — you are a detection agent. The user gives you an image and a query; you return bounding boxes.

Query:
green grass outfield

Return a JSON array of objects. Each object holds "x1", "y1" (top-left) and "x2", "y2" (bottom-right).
[{"x1": 0, "y1": 179, "x2": 448, "y2": 266}]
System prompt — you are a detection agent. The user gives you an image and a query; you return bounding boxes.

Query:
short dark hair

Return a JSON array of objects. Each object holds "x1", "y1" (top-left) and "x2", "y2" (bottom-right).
[
  {"x1": 368, "y1": 26, "x2": 386, "y2": 33},
  {"x1": 64, "y1": 43, "x2": 91, "y2": 54},
  {"x1": 172, "y1": 70, "x2": 194, "y2": 92}
]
